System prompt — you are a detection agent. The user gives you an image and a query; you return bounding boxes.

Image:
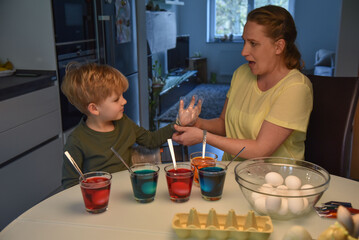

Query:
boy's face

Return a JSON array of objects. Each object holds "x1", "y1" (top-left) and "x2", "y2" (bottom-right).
[{"x1": 96, "y1": 92, "x2": 127, "y2": 121}]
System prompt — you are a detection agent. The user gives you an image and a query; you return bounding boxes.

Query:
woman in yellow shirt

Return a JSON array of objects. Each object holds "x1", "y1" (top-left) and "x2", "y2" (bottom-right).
[{"x1": 172, "y1": 5, "x2": 313, "y2": 161}]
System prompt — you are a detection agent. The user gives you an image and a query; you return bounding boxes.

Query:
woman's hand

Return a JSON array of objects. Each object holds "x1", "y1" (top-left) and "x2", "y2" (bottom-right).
[
  {"x1": 176, "y1": 95, "x2": 202, "y2": 126},
  {"x1": 172, "y1": 125, "x2": 203, "y2": 146}
]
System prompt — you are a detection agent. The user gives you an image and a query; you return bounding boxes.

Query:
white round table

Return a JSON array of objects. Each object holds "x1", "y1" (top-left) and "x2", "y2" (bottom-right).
[{"x1": 1, "y1": 162, "x2": 358, "y2": 240}]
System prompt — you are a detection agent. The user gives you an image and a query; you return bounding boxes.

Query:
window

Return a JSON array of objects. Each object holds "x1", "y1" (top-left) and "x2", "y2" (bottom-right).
[{"x1": 207, "y1": 0, "x2": 295, "y2": 42}]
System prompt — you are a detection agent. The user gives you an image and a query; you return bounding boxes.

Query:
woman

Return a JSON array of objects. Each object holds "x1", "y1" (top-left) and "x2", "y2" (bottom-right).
[{"x1": 172, "y1": 5, "x2": 313, "y2": 161}]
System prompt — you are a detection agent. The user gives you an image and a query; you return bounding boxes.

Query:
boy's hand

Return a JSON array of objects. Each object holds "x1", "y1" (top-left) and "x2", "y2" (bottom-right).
[
  {"x1": 176, "y1": 95, "x2": 202, "y2": 126},
  {"x1": 172, "y1": 125, "x2": 203, "y2": 146}
]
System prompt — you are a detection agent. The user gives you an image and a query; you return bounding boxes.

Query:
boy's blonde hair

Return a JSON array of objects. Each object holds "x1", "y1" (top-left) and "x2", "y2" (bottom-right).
[{"x1": 61, "y1": 62, "x2": 129, "y2": 115}]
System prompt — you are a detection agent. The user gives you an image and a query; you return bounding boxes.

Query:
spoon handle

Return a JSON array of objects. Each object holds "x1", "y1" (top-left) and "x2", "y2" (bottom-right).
[
  {"x1": 202, "y1": 130, "x2": 207, "y2": 158},
  {"x1": 64, "y1": 151, "x2": 85, "y2": 180},
  {"x1": 167, "y1": 139, "x2": 177, "y2": 170},
  {"x1": 111, "y1": 147, "x2": 133, "y2": 173},
  {"x1": 226, "y1": 147, "x2": 246, "y2": 168}
]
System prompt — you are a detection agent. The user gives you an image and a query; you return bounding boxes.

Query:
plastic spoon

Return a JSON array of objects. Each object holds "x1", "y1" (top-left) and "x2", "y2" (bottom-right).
[
  {"x1": 202, "y1": 130, "x2": 207, "y2": 158},
  {"x1": 110, "y1": 147, "x2": 134, "y2": 174},
  {"x1": 226, "y1": 147, "x2": 246, "y2": 168},
  {"x1": 167, "y1": 139, "x2": 177, "y2": 170},
  {"x1": 64, "y1": 151, "x2": 85, "y2": 181}
]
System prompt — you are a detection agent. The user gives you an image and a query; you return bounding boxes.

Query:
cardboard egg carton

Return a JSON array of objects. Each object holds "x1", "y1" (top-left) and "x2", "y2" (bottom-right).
[{"x1": 172, "y1": 208, "x2": 273, "y2": 239}]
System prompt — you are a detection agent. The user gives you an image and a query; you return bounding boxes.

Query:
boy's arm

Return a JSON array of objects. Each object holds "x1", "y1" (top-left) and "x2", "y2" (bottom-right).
[{"x1": 134, "y1": 122, "x2": 175, "y2": 148}]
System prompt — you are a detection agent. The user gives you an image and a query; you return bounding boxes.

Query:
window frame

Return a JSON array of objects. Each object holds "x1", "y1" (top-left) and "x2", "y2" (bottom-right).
[{"x1": 207, "y1": 0, "x2": 295, "y2": 43}]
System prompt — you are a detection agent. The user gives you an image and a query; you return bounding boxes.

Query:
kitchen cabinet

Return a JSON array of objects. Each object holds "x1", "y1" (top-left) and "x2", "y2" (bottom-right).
[
  {"x1": 0, "y1": 0, "x2": 63, "y2": 231},
  {"x1": 187, "y1": 57, "x2": 208, "y2": 83},
  {"x1": 158, "y1": 71, "x2": 198, "y2": 115},
  {"x1": 0, "y1": 72, "x2": 63, "y2": 231}
]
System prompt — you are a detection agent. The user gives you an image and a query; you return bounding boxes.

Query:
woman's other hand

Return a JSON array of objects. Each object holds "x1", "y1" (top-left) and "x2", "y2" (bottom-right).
[
  {"x1": 172, "y1": 125, "x2": 203, "y2": 146},
  {"x1": 176, "y1": 95, "x2": 202, "y2": 126}
]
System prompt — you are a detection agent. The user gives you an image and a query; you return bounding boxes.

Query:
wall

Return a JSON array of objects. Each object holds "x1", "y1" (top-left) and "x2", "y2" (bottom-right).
[
  {"x1": 295, "y1": 0, "x2": 341, "y2": 72},
  {"x1": 335, "y1": 0, "x2": 359, "y2": 77},
  {"x1": 176, "y1": 0, "x2": 343, "y2": 83},
  {"x1": 0, "y1": 0, "x2": 57, "y2": 70}
]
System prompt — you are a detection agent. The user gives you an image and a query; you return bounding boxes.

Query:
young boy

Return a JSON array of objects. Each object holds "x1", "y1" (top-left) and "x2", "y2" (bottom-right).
[{"x1": 61, "y1": 63, "x2": 181, "y2": 189}]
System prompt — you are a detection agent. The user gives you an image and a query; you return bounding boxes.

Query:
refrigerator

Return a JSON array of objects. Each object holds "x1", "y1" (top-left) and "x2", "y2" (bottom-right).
[
  {"x1": 100, "y1": 0, "x2": 140, "y2": 125},
  {"x1": 52, "y1": 0, "x2": 140, "y2": 133}
]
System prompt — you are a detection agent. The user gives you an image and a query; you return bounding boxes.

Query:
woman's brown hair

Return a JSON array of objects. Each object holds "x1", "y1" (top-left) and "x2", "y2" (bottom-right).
[{"x1": 247, "y1": 5, "x2": 303, "y2": 70}]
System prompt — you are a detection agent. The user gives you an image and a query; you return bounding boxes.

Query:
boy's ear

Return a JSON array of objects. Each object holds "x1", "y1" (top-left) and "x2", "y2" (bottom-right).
[
  {"x1": 275, "y1": 38, "x2": 286, "y2": 55},
  {"x1": 87, "y1": 103, "x2": 99, "y2": 115}
]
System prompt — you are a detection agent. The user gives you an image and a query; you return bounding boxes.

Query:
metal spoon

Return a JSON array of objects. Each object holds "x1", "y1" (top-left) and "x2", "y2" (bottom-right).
[
  {"x1": 64, "y1": 151, "x2": 85, "y2": 181},
  {"x1": 226, "y1": 147, "x2": 246, "y2": 168},
  {"x1": 202, "y1": 130, "x2": 207, "y2": 158},
  {"x1": 111, "y1": 147, "x2": 134, "y2": 174},
  {"x1": 167, "y1": 139, "x2": 177, "y2": 170}
]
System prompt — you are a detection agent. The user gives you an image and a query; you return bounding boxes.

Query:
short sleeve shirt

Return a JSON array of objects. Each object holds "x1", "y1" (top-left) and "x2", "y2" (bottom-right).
[{"x1": 223, "y1": 64, "x2": 313, "y2": 161}]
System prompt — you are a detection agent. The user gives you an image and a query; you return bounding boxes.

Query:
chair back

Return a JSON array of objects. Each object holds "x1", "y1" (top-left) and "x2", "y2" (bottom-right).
[
  {"x1": 131, "y1": 146, "x2": 161, "y2": 165},
  {"x1": 160, "y1": 145, "x2": 189, "y2": 163},
  {"x1": 305, "y1": 75, "x2": 359, "y2": 177},
  {"x1": 131, "y1": 145, "x2": 189, "y2": 165}
]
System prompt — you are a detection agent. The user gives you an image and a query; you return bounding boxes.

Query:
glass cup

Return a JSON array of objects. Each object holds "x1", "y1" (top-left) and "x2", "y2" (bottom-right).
[
  {"x1": 190, "y1": 151, "x2": 217, "y2": 186},
  {"x1": 164, "y1": 163, "x2": 194, "y2": 203},
  {"x1": 129, "y1": 163, "x2": 160, "y2": 203},
  {"x1": 80, "y1": 171, "x2": 112, "y2": 213},
  {"x1": 198, "y1": 162, "x2": 227, "y2": 201}
]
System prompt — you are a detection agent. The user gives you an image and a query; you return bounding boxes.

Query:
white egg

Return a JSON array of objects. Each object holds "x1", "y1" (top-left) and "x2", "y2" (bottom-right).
[
  {"x1": 278, "y1": 198, "x2": 289, "y2": 215},
  {"x1": 287, "y1": 189, "x2": 301, "y2": 197},
  {"x1": 254, "y1": 196, "x2": 268, "y2": 214},
  {"x1": 265, "y1": 196, "x2": 282, "y2": 213},
  {"x1": 301, "y1": 184, "x2": 314, "y2": 189},
  {"x1": 302, "y1": 198, "x2": 309, "y2": 213},
  {"x1": 260, "y1": 183, "x2": 274, "y2": 194},
  {"x1": 337, "y1": 205, "x2": 354, "y2": 235},
  {"x1": 265, "y1": 172, "x2": 284, "y2": 187},
  {"x1": 301, "y1": 184, "x2": 315, "y2": 196},
  {"x1": 285, "y1": 175, "x2": 302, "y2": 190},
  {"x1": 251, "y1": 192, "x2": 265, "y2": 201},
  {"x1": 282, "y1": 225, "x2": 312, "y2": 240},
  {"x1": 353, "y1": 213, "x2": 359, "y2": 238},
  {"x1": 288, "y1": 198, "x2": 304, "y2": 214},
  {"x1": 275, "y1": 185, "x2": 289, "y2": 195}
]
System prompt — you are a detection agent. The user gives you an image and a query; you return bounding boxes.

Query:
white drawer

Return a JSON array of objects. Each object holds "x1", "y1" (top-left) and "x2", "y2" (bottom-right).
[
  {"x1": 0, "y1": 109, "x2": 61, "y2": 164},
  {"x1": 0, "y1": 138, "x2": 63, "y2": 230},
  {"x1": 0, "y1": 85, "x2": 60, "y2": 133}
]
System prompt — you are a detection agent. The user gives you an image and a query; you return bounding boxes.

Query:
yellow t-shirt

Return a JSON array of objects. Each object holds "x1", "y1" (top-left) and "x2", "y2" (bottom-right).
[{"x1": 222, "y1": 64, "x2": 313, "y2": 161}]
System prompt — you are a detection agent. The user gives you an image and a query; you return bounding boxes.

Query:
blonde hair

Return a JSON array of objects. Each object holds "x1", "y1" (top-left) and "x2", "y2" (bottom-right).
[
  {"x1": 61, "y1": 62, "x2": 129, "y2": 114},
  {"x1": 247, "y1": 5, "x2": 304, "y2": 70}
]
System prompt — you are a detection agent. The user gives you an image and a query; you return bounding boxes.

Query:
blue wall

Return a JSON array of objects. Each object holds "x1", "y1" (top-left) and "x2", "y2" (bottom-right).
[
  {"x1": 176, "y1": 0, "x2": 342, "y2": 82},
  {"x1": 294, "y1": 0, "x2": 341, "y2": 70}
]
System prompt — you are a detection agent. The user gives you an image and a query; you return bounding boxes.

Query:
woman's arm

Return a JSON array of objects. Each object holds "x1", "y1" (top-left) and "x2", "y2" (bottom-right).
[{"x1": 173, "y1": 120, "x2": 293, "y2": 159}]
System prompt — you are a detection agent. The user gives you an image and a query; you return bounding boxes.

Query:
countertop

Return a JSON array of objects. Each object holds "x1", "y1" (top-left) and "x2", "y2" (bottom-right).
[{"x1": 0, "y1": 70, "x2": 57, "y2": 101}]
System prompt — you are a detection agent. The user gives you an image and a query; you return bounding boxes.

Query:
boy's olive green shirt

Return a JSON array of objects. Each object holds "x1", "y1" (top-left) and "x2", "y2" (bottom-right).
[{"x1": 62, "y1": 115, "x2": 174, "y2": 189}]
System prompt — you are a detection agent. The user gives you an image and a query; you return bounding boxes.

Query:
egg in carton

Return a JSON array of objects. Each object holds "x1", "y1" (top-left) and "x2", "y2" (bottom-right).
[{"x1": 172, "y1": 208, "x2": 273, "y2": 239}]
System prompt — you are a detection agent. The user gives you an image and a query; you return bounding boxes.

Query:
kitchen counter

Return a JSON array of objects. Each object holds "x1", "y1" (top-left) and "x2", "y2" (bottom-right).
[
  {"x1": 0, "y1": 69, "x2": 63, "y2": 230},
  {"x1": 0, "y1": 70, "x2": 57, "y2": 101}
]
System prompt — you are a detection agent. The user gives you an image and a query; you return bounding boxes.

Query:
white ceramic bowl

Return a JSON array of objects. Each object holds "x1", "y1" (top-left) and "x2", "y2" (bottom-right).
[{"x1": 234, "y1": 157, "x2": 330, "y2": 220}]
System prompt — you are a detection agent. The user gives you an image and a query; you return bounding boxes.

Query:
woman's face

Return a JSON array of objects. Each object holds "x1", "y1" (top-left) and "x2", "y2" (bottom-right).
[{"x1": 241, "y1": 21, "x2": 280, "y2": 76}]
